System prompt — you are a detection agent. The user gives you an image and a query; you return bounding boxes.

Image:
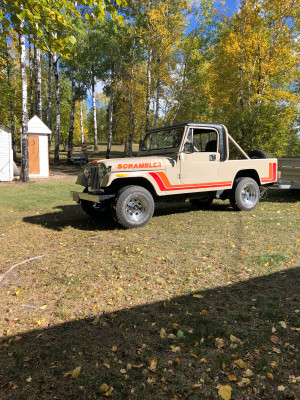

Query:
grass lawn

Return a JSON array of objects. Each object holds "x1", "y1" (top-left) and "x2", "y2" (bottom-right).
[{"x1": 0, "y1": 173, "x2": 299, "y2": 399}]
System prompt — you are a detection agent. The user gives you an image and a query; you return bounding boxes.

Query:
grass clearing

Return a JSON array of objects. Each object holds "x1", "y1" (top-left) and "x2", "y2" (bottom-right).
[{"x1": 0, "y1": 175, "x2": 299, "y2": 399}]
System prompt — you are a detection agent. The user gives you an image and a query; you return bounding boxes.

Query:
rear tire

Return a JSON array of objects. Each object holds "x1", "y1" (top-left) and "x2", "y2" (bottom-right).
[
  {"x1": 114, "y1": 185, "x2": 154, "y2": 229},
  {"x1": 248, "y1": 149, "x2": 270, "y2": 159},
  {"x1": 230, "y1": 177, "x2": 260, "y2": 211}
]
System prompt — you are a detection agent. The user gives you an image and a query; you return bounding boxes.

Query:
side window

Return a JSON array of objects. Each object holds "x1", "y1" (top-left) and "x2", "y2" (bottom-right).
[{"x1": 193, "y1": 129, "x2": 218, "y2": 152}]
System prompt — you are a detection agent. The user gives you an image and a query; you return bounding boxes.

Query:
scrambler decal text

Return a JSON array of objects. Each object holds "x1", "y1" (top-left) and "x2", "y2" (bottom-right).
[{"x1": 117, "y1": 162, "x2": 162, "y2": 169}]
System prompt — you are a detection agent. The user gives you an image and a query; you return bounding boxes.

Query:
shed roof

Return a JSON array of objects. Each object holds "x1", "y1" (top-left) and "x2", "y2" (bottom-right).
[{"x1": 28, "y1": 116, "x2": 51, "y2": 135}]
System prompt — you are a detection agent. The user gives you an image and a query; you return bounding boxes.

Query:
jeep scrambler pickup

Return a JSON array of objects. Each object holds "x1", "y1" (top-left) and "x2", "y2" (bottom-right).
[{"x1": 72, "y1": 122, "x2": 277, "y2": 228}]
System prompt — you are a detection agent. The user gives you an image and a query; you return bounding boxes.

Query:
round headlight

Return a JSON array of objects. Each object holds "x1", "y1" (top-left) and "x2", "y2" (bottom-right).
[
  {"x1": 84, "y1": 165, "x2": 90, "y2": 177},
  {"x1": 99, "y1": 163, "x2": 107, "y2": 177}
]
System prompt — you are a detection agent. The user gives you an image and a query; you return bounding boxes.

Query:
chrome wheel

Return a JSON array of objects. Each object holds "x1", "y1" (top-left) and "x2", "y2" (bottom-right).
[
  {"x1": 126, "y1": 196, "x2": 147, "y2": 222},
  {"x1": 241, "y1": 183, "x2": 257, "y2": 207},
  {"x1": 115, "y1": 186, "x2": 154, "y2": 228},
  {"x1": 231, "y1": 177, "x2": 260, "y2": 211}
]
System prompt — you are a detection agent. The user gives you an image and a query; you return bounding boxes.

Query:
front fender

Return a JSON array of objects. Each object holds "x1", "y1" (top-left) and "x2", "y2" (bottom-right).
[{"x1": 103, "y1": 171, "x2": 162, "y2": 196}]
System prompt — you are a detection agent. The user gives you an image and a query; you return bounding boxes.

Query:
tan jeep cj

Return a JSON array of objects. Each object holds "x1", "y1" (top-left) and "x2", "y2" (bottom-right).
[{"x1": 72, "y1": 122, "x2": 277, "y2": 228}]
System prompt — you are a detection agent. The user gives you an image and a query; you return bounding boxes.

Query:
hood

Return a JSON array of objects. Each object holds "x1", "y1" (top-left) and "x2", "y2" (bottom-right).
[{"x1": 91, "y1": 156, "x2": 175, "y2": 172}]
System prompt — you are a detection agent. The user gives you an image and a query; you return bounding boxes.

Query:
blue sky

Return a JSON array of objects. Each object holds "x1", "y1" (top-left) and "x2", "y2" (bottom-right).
[{"x1": 222, "y1": 0, "x2": 241, "y2": 13}]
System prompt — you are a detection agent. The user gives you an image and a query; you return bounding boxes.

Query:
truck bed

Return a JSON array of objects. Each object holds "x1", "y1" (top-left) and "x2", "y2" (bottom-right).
[{"x1": 278, "y1": 157, "x2": 300, "y2": 189}]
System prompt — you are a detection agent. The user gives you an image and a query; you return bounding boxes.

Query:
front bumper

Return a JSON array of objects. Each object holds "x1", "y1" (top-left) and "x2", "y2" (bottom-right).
[{"x1": 71, "y1": 191, "x2": 115, "y2": 204}]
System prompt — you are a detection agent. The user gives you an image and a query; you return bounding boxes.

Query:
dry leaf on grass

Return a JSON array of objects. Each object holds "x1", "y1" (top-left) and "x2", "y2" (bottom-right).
[
  {"x1": 149, "y1": 358, "x2": 157, "y2": 371},
  {"x1": 270, "y1": 335, "x2": 279, "y2": 344},
  {"x1": 160, "y1": 328, "x2": 167, "y2": 338},
  {"x1": 99, "y1": 383, "x2": 109, "y2": 393},
  {"x1": 233, "y1": 359, "x2": 245, "y2": 369},
  {"x1": 215, "y1": 338, "x2": 225, "y2": 349},
  {"x1": 218, "y1": 384, "x2": 232, "y2": 400},
  {"x1": 71, "y1": 367, "x2": 81, "y2": 379}
]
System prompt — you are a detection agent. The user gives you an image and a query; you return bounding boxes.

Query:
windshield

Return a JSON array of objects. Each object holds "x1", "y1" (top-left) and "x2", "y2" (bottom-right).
[{"x1": 141, "y1": 127, "x2": 184, "y2": 151}]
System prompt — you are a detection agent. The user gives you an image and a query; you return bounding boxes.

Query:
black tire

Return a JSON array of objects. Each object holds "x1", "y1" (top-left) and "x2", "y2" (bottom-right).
[
  {"x1": 81, "y1": 199, "x2": 104, "y2": 217},
  {"x1": 81, "y1": 188, "x2": 104, "y2": 217},
  {"x1": 230, "y1": 177, "x2": 260, "y2": 211},
  {"x1": 248, "y1": 149, "x2": 270, "y2": 159},
  {"x1": 114, "y1": 185, "x2": 154, "y2": 229},
  {"x1": 189, "y1": 194, "x2": 215, "y2": 208}
]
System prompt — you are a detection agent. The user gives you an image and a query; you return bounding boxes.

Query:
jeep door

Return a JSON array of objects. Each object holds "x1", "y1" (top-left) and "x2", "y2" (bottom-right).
[{"x1": 180, "y1": 127, "x2": 220, "y2": 186}]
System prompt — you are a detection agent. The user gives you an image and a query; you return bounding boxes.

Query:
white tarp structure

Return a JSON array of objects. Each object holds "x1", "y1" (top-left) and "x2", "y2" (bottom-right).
[{"x1": 0, "y1": 123, "x2": 13, "y2": 182}]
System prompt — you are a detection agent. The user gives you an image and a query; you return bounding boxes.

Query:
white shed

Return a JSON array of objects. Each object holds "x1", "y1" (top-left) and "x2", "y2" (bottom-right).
[
  {"x1": 27, "y1": 116, "x2": 51, "y2": 178},
  {"x1": 0, "y1": 123, "x2": 13, "y2": 182}
]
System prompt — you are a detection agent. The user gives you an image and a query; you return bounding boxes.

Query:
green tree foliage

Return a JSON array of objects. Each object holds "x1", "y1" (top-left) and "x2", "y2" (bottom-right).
[
  {"x1": 209, "y1": 0, "x2": 300, "y2": 156},
  {"x1": 0, "y1": 0, "x2": 299, "y2": 163},
  {"x1": 0, "y1": 0, "x2": 126, "y2": 179},
  {"x1": 0, "y1": 0, "x2": 126, "y2": 54}
]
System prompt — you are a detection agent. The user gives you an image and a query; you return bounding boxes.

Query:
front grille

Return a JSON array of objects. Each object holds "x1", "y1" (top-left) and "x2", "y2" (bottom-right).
[{"x1": 90, "y1": 166, "x2": 100, "y2": 191}]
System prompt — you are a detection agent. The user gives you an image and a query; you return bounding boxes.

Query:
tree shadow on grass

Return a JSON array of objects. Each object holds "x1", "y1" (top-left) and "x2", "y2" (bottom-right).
[{"x1": 1, "y1": 268, "x2": 299, "y2": 399}]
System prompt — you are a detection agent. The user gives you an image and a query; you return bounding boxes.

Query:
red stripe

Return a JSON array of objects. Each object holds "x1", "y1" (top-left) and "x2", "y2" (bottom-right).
[
  {"x1": 273, "y1": 162, "x2": 277, "y2": 181},
  {"x1": 261, "y1": 162, "x2": 277, "y2": 183},
  {"x1": 149, "y1": 172, "x2": 166, "y2": 191},
  {"x1": 149, "y1": 172, "x2": 232, "y2": 192}
]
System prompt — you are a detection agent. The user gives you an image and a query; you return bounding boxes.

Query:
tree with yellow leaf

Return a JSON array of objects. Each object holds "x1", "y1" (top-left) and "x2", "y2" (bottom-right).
[{"x1": 209, "y1": 0, "x2": 300, "y2": 155}]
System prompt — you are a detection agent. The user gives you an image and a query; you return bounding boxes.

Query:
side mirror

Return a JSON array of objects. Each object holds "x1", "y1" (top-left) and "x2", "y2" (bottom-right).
[{"x1": 184, "y1": 142, "x2": 193, "y2": 153}]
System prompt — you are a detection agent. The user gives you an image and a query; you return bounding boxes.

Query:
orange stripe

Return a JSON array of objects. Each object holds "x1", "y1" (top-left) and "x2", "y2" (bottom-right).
[
  {"x1": 261, "y1": 162, "x2": 277, "y2": 182},
  {"x1": 152, "y1": 171, "x2": 232, "y2": 191}
]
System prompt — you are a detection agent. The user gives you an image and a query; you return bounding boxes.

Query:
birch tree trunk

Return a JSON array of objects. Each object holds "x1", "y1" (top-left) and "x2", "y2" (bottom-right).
[
  {"x1": 20, "y1": 31, "x2": 29, "y2": 182},
  {"x1": 53, "y1": 52, "x2": 60, "y2": 164},
  {"x1": 34, "y1": 43, "x2": 42, "y2": 119},
  {"x1": 28, "y1": 40, "x2": 34, "y2": 118},
  {"x1": 154, "y1": 73, "x2": 160, "y2": 128},
  {"x1": 106, "y1": 63, "x2": 114, "y2": 159},
  {"x1": 145, "y1": 47, "x2": 153, "y2": 135},
  {"x1": 67, "y1": 70, "x2": 76, "y2": 163},
  {"x1": 92, "y1": 76, "x2": 98, "y2": 151},
  {"x1": 80, "y1": 101, "x2": 84, "y2": 144},
  {"x1": 127, "y1": 41, "x2": 136, "y2": 157},
  {"x1": 5, "y1": 34, "x2": 16, "y2": 160},
  {"x1": 170, "y1": 57, "x2": 188, "y2": 125},
  {"x1": 10, "y1": 79, "x2": 16, "y2": 161},
  {"x1": 47, "y1": 52, "x2": 52, "y2": 148}
]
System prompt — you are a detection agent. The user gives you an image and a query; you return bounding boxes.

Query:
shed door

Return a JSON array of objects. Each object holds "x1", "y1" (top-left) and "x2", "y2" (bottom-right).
[{"x1": 29, "y1": 135, "x2": 40, "y2": 174}]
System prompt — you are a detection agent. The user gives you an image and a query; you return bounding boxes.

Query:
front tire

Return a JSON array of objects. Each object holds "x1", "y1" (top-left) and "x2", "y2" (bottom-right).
[
  {"x1": 114, "y1": 185, "x2": 154, "y2": 229},
  {"x1": 81, "y1": 200, "x2": 103, "y2": 217},
  {"x1": 81, "y1": 188, "x2": 104, "y2": 217},
  {"x1": 230, "y1": 177, "x2": 260, "y2": 211}
]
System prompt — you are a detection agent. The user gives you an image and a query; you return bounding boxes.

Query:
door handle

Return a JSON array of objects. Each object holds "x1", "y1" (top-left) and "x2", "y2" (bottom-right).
[{"x1": 209, "y1": 154, "x2": 216, "y2": 161}]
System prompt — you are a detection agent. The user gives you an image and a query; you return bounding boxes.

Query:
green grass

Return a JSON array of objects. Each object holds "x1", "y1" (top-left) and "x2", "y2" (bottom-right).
[{"x1": 0, "y1": 177, "x2": 299, "y2": 399}]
